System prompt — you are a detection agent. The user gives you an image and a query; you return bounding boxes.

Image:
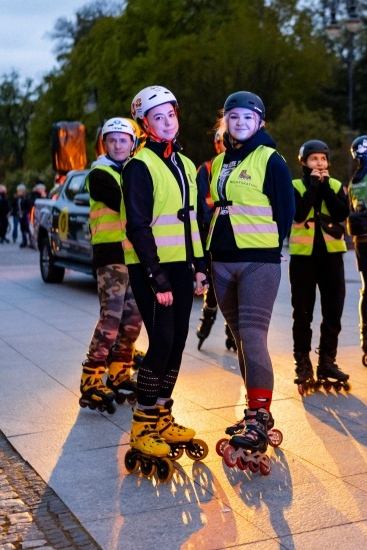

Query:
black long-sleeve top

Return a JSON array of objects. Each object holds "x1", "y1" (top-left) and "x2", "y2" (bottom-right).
[
  {"x1": 88, "y1": 155, "x2": 125, "y2": 269},
  {"x1": 294, "y1": 166, "x2": 349, "y2": 249},
  {"x1": 122, "y1": 139, "x2": 206, "y2": 276},
  {"x1": 207, "y1": 127, "x2": 295, "y2": 263}
]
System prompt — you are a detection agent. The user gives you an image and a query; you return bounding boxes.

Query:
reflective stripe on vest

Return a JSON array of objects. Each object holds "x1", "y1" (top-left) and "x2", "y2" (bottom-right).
[
  {"x1": 86, "y1": 164, "x2": 125, "y2": 245},
  {"x1": 206, "y1": 146, "x2": 279, "y2": 250},
  {"x1": 124, "y1": 148, "x2": 203, "y2": 265},
  {"x1": 289, "y1": 178, "x2": 347, "y2": 255}
]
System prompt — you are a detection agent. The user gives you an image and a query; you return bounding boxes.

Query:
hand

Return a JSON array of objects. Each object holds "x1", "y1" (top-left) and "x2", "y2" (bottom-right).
[
  {"x1": 195, "y1": 272, "x2": 210, "y2": 296},
  {"x1": 319, "y1": 170, "x2": 330, "y2": 185},
  {"x1": 310, "y1": 169, "x2": 323, "y2": 179},
  {"x1": 156, "y1": 291, "x2": 173, "y2": 307}
]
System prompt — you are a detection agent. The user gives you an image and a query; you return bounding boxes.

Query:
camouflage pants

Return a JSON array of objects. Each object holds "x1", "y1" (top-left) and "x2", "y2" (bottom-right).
[{"x1": 86, "y1": 264, "x2": 142, "y2": 366}]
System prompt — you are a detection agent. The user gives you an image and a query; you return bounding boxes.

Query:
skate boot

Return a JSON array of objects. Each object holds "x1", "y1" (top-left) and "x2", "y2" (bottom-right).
[
  {"x1": 124, "y1": 408, "x2": 174, "y2": 482},
  {"x1": 156, "y1": 399, "x2": 208, "y2": 462},
  {"x1": 79, "y1": 364, "x2": 116, "y2": 414},
  {"x1": 315, "y1": 354, "x2": 351, "y2": 392},
  {"x1": 360, "y1": 324, "x2": 367, "y2": 367},
  {"x1": 294, "y1": 352, "x2": 315, "y2": 396},
  {"x1": 216, "y1": 410, "x2": 282, "y2": 457},
  {"x1": 197, "y1": 305, "x2": 217, "y2": 350},
  {"x1": 106, "y1": 361, "x2": 137, "y2": 405},
  {"x1": 222, "y1": 408, "x2": 272, "y2": 475},
  {"x1": 132, "y1": 348, "x2": 145, "y2": 371},
  {"x1": 225, "y1": 323, "x2": 237, "y2": 352}
]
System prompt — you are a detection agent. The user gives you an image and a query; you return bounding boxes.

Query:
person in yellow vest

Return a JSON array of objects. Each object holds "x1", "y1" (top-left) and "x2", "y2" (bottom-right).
[
  {"x1": 196, "y1": 126, "x2": 237, "y2": 351},
  {"x1": 79, "y1": 117, "x2": 143, "y2": 414},
  {"x1": 122, "y1": 86, "x2": 209, "y2": 478},
  {"x1": 347, "y1": 136, "x2": 367, "y2": 365},
  {"x1": 289, "y1": 140, "x2": 350, "y2": 394},
  {"x1": 207, "y1": 91, "x2": 294, "y2": 474}
]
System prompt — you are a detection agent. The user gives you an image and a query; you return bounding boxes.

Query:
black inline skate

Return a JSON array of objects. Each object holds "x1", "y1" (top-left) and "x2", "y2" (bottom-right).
[
  {"x1": 360, "y1": 324, "x2": 367, "y2": 367},
  {"x1": 294, "y1": 352, "x2": 315, "y2": 396},
  {"x1": 124, "y1": 408, "x2": 175, "y2": 483},
  {"x1": 314, "y1": 353, "x2": 351, "y2": 392},
  {"x1": 216, "y1": 410, "x2": 282, "y2": 458},
  {"x1": 106, "y1": 361, "x2": 137, "y2": 405},
  {"x1": 221, "y1": 408, "x2": 273, "y2": 475},
  {"x1": 79, "y1": 364, "x2": 116, "y2": 414},
  {"x1": 225, "y1": 323, "x2": 237, "y2": 352},
  {"x1": 197, "y1": 305, "x2": 217, "y2": 350}
]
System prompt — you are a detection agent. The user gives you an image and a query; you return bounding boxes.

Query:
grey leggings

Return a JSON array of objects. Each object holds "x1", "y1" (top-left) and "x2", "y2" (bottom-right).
[{"x1": 212, "y1": 261, "x2": 281, "y2": 390}]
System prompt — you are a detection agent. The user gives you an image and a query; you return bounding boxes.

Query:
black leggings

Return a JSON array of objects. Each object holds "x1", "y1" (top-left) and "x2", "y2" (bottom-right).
[
  {"x1": 128, "y1": 262, "x2": 194, "y2": 406},
  {"x1": 289, "y1": 250, "x2": 345, "y2": 357}
]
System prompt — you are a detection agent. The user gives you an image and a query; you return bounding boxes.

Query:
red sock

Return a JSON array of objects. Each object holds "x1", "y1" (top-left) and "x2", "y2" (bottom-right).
[{"x1": 247, "y1": 388, "x2": 272, "y2": 411}]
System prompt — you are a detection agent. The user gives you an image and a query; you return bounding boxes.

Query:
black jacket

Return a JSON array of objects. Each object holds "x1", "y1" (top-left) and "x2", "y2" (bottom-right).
[{"x1": 207, "y1": 128, "x2": 295, "y2": 263}]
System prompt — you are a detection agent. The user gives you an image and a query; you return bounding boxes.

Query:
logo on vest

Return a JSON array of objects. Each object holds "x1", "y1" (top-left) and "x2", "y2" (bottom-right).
[{"x1": 238, "y1": 170, "x2": 251, "y2": 180}]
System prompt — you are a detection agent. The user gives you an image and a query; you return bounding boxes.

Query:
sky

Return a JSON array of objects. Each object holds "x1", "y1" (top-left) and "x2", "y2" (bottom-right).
[{"x1": 1, "y1": 0, "x2": 89, "y2": 83}]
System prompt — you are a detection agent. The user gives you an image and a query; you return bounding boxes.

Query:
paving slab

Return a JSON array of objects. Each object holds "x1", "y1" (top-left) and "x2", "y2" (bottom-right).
[{"x1": 1, "y1": 244, "x2": 367, "y2": 548}]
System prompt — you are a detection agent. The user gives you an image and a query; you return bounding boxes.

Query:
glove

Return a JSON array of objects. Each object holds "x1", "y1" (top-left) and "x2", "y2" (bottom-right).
[{"x1": 147, "y1": 267, "x2": 172, "y2": 294}]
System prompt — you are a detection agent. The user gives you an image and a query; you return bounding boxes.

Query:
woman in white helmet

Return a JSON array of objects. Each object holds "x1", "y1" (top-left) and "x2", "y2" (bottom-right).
[
  {"x1": 79, "y1": 117, "x2": 143, "y2": 414},
  {"x1": 122, "y1": 86, "x2": 209, "y2": 477}
]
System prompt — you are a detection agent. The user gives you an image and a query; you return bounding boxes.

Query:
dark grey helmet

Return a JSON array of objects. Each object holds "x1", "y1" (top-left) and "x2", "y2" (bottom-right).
[
  {"x1": 223, "y1": 91, "x2": 265, "y2": 120},
  {"x1": 351, "y1": 136, "x2": 367, "y2": 160},
  {"x1": 298, "y1": 140, "x2": 330, "y2": 164}
]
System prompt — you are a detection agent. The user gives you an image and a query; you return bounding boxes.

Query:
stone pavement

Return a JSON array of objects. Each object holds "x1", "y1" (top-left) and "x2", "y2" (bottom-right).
[{"x1": 1, "y1": 239, "x2": 367, "y2": 549}]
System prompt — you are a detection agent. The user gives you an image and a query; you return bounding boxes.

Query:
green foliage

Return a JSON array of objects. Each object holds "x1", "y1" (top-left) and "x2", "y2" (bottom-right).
[
  {"x1": 269, "y1": 102, "x2": 349, "y2": 182},
  {"x1": 0, "y1": 72, "x2": 38, "y2": 177},
  {"x1": 4, "y1": 0, "x2": 367, "y2": 179}
]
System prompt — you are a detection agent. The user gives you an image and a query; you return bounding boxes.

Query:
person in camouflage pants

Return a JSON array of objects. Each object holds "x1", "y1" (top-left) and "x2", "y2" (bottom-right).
[
  {"x1": 87, "y1": 264, "x2": 142, "y2": 365},
  {"x1": 79, "y1": 118, "x2": 143, "y2": 413}
]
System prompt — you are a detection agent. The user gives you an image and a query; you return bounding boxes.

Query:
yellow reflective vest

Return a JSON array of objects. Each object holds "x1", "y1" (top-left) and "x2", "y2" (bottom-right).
[
  {"x1": 206, "y1": 146, "x2": 279, "y2": 250},
  {"x1": 124, "y1": 148, "x2": 203, "y2": 265},
  {"x1": 289, "y1": 178, "x2": 347, "y2": 255},
  {"x1": 86, "y1": 164, "x2": 126, "y2": 245}
]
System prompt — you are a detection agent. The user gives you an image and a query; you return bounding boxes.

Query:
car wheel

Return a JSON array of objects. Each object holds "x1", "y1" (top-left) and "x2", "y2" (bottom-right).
[{"x1": 40, "y1": 238, "x2": 65, "y2": 283}]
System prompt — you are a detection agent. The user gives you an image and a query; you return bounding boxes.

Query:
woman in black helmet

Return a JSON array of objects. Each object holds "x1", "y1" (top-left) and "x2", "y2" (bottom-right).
[
  {"x1": 206, "y1": 91, "x2": 295, "y2": 475},
  {"x1": 347, "y1": 136, "x2": 367, "y2": 365},
  {"x1": 289, "y1": 140, "x2": 350, "y2": 394}
]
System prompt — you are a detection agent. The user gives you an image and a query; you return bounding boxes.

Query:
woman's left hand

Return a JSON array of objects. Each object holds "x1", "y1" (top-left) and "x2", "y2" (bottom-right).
[{"x1": 195, "y1": 272, "x2": 210, "y2": 295}]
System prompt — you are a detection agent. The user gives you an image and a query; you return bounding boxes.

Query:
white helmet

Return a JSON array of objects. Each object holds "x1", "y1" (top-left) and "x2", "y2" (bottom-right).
[
  {"x1": 0, "y1": 184, "x2": 6, "y2": 193},
  {"x1": 101, "y1": 117, "x2": 136, "y2": 141},
  {"x1": 131, "y1": 86, "x2": 178, "y2": 122}
]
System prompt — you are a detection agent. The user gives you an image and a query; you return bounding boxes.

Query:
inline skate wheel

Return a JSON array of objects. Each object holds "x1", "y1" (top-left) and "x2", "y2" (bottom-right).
[
  {"x1": 268, "y1": 429, "x2": 283, "y2": 448},
  {"x1": 79, "y1": 397, "x2": 88, "y2": 408},
  {"x1": 185, "y1": 439, "x2": 209, "y2": 461},
  {"x1": 197, "y1": 338, "x2": 204, "y2": 350},
  {"x1": 297, "y1": 383, "x2": 305, "y2": 396},
  {"x1": 344, "y1": 382, "x2": 352, "y2": 392},
  {"x1": 323, "y1": 382, "x2": 332, "y2": 392},
  {"x1": 106, "y1": 403, "x2": 116, "y2": 414},
  {"x1": 223, "y1": 445, "x2": 237, "y2": 468},
  {"x1": 259, "y1": 461, "x2": 271, "y2": 476},
  {"x1": 167, "y1": 445, "x2": 184, "y2": 461},
  {"x1": 115, "y1": 393, "x2": 127, "y2": 405},
  {"x1": 126, "y1": 393, "x2": 137, "y2": 405},
  {"x1": 157, "y1": 458, "x2": 174, "y2": 483},
  {"x1": 237, "y1": 456, "x2": 248, "y2": 470},
  {"x1": 140, "y1": 457, "x2": 156, "y2": 478},
  {"x1": 248, "y1": 460, "x2": 260, "y2": 473},
  {"x1": 124, "y1": 450, "x2": 140, "y2": 474},
  {"x1": 363, "y1": 354, "x2": 367, "y2": 367},
  {"x1": 334, "y1": 383, "x2": 342, "y2": 392},
  {"x1": 215, "y1": 438, "x2": 229, "y2": 457}
]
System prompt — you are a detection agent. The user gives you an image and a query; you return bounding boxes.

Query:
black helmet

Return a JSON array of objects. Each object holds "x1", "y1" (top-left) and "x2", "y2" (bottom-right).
[
  {"x1": 351, "y1": 135, "x2": 367, "y2": 160},
  {"x1": 298, "y1": 140, "x2": 330, "y2": 164},
  {"x1": 223, "y1": 91, "x2": 265, "y2": 120}
]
